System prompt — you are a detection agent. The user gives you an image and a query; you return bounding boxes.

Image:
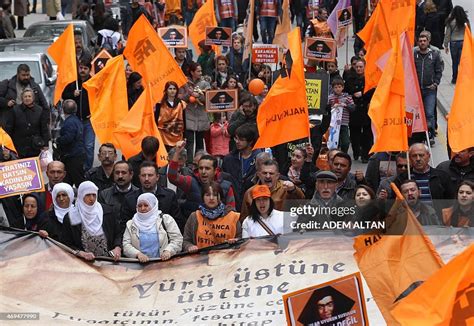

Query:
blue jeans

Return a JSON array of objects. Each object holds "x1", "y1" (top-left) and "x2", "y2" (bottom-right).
[
  {"x1": 220, "y1": 17, "x2": 236, "y2": 31},
  {"x1": 450, "y1": 40, "x2": 463, "y2": 82},
  {"x1": 259, "y1": 16, "x2": 277, "y2": 44},
  {"x1": 421, "y1": 88, "x2": 437, "y2": 134},
  {"x1": 184, "y1": 11, "x2": 196, "y2": 26},
  {"x1": 83, "y1": 120, "x2": 96, "y2": 171}
]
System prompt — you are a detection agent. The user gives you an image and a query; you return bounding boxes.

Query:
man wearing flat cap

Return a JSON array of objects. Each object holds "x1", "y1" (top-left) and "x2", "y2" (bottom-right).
[{"x1": 296, "y1": 170, "x2": 344, "y2": 227}]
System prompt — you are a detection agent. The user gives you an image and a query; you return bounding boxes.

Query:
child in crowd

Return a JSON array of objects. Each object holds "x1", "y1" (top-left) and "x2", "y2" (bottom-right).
[
  {"x1": 327, "y1": 78, "x2": 354, "y2": 153},
  {"x1": 208, "y1": 113, "x2": 230, "y2": 164}
]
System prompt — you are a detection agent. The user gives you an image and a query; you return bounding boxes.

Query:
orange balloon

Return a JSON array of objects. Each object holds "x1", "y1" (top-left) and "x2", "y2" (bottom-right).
[
  {"x1": 248, "y1": 78, "x2": 265, "y2": 96},
  {"x1": 189, "y1": 96, "x2": 196, "y2": 103}
]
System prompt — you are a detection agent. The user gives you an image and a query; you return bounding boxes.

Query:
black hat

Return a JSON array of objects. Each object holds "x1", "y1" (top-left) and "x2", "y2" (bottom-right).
[{"x1": 315, "y1": 170, "x2": 337, "y2": 182}]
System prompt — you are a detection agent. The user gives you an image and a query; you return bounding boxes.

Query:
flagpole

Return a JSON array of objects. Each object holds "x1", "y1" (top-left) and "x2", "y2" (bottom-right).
[
  {"x1": 345, "y1": 27, "x2": 349, "y2": 66},
  {"x1": 425, "y1": 130, "x2": 434, "y2": 166},
  {"x1": 407, "y1": 153, "x2": 411, "y2": 180}
]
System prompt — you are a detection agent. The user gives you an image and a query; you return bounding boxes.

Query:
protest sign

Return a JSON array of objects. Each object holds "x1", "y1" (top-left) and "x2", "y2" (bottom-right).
[
  {"x1": 305, "y1": 70, "x2": 329, "y2": 115},
  {"x1": 0, "y1": 158, "x2": 44, "y2": 198},
  {"x1": 252, "y1": 45, "x2": 279, "y2": 64},
  {"x1": 337, "y1": 6, "x2": 353, "y2": 28},
  {"x1": 305, "y1": 37, "x2": 336, "y2": 62},
  {"x1": 158, "y1": 26, "x2": 188, "y2": 48},
  {"x1": 284, "y1": 273, "x2": 368, "y2": 326},
  {"x1": 205, "y1": 27, "x2": 232, "y2": 47},
  {"x1": 206, "y1": 89, "x2": 239, "y2": 112},
  {"x1": 91, "y1": 49, "x2": 113, "y2": 76}
]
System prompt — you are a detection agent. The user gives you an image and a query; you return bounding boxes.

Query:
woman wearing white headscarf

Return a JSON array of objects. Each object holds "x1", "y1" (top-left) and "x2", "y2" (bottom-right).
[
  {"x1": 123, "y1": 193, "x2": 183, "y2": 263},
  {"x1": 41, "y1": 182, "x2": 75, "y2": 241},
  {"x1": 61, "y1": 181, "x2": 122, "y2": 261}
]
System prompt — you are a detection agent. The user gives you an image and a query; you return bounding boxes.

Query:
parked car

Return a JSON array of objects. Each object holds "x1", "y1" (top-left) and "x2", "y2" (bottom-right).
[
  {"x1": 0, "y1": 52, "x2": 56, "y2": 107},
  {"x1": 24, "y1": 20, "x2": 97, "y2": 55}
]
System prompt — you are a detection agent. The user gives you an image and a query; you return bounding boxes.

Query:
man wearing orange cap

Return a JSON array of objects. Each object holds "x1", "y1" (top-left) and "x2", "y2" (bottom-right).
[
  {"x1": 241, "y1": 185, "x2": 286, "y2": 237},
  {"x1": 240, "y1": 159, "x2": 304, "y2": 221}
]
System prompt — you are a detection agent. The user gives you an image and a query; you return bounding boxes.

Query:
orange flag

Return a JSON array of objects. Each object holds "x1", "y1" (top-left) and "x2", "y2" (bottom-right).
[
  {"x1": 242, "y1": 0, "x2": 255, "y2": 60},
  {"x1": 368, "y1": 34, "x2": 408, "y2": 153},
  {"x1": 124, "y1": 15, "x2": 187, "y2": 104},
  {"x1": 0, "y1": 127, "x2": 17, "y2": 153},
  {"x1": 82, "y1": 55, "x2": 128, "y2": 147},
  {"x1": 448, "y1": 25, "x2": 474, "y2": 153},
  {"x1": 113, "y1": 87, "x2": 168, "y2": 167},
  {"x1": 358, "y1": 0, "x2": 415, "y2": 92},
  {"x1": 47, "y1": 24, "x2": 77, "y2": 105},
  {"x1": 272, "y1": 0, "x2": 291, "y2": 49},
  {"x1": 189, "y1": 0, "x2": 218, "y2": 55},
  {"x1": 353, "y1": 184, "x2": 443, "y2": 325},
  {"x1": 253, "y1": 28, "x2": 309, "y2": 149},
  {"x1": 391, "y1": 244, "x2": 474, "y2": 325}
]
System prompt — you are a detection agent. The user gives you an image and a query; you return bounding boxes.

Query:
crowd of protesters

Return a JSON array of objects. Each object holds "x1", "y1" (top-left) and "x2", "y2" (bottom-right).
[{"x1": 0, "y1": 0, "x2": 472, "y2": 262}]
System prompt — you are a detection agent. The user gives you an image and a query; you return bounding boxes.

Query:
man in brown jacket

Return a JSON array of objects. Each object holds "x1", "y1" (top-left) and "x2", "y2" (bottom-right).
[{"x1": 240, "y1": 159, "x2": 305, "y2": 221}]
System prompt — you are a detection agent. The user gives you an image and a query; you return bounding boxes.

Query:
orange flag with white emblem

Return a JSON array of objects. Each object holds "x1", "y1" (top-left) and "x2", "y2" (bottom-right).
[
  {"x1": 113, "y1": 87, "x2": 168, "y2": 167},
  {"x1": 448, "y1": 25, "x2": 474, "y2": 153},
  {"x1": 189, "y1": 0, "x2": 220, "y2": 55},
  {"x1": 391, "y1": 244, "x2": 474, "y2": 325},
  {"x1": 253, "y1": 28, "x2": 309, "y2": 149},
  {"x1": 47, "y1": 24, "x2": 77, "y2": 105},
  {"x1": 0, "y1": 127, "x2": 17, "y2": 153},
  {"x1": 82, "y1": 55, "x2": 128, "y2": 147},
  {"x1": 124, "y1": 15, "x2": 187, "y2": 104}
]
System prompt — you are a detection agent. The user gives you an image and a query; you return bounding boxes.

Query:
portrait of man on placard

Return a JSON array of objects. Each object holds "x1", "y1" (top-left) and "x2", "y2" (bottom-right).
[
  {"x1": 305, "y1": 38, "x2": 336, "y2": 61},
  {"x1": 205, "y1": 27, "x2": 232, "y2": 46}
]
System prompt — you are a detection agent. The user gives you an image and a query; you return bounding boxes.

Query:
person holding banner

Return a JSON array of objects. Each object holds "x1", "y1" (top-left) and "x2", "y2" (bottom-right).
[
  {"x1": 9, "y1": 194, "x2": 48, "y2": 234},
  {"x1": 183, "y1": 181, "x2": 241, "y2": 252},
  {"x1": 242, "y1": 185, "x2": 284, "y2": 237},
  {"x1": 41, "y1": 183, "x2": 75, "y2": 241},
  {"x1": 123, "y1": 193, "x2": 183, "y2": 262},
  {"x1": 61, "y1": 181, "x2": 122, "y2": 261}
]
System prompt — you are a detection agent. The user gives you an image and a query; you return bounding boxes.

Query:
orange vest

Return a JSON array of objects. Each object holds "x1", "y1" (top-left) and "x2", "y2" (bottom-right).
[
  {"x1": 157, "y1": 100, "x2": 186, "y2": 146},
  {"x1": 217, "y1": 0, "x2": 236, "y2": 19},
  {"x1": 195, "y1": 210, "x2": 240, "y2": 249},
  {"x1": 311, "y1": 18, "x2": 332, "y2": 38},
  {"x1": 442, "y1": 207, "x2": 472, "y2": 227},
  {"x1": 260, "y1": 0, "x2": 278, "y2": 17}
]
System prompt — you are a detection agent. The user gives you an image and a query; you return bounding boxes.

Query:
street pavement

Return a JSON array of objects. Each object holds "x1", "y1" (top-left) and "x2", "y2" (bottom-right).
[{"x1": 15, "y1": 6, "x2": 462, "y2": 171}]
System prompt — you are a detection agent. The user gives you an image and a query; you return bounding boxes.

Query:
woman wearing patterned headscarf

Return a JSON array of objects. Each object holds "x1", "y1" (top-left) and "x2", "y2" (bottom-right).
[
  {"x1": 123, "y1": 193, "x2": 183, "y2": 263},
  {"x1": 61, "y1": 181, "x2": 122, "y2": 261}
]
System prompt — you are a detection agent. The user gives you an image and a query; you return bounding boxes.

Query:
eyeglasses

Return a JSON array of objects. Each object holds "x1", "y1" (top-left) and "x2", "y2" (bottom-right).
[{"x1": 397, "y1": 164, "x2": 408, "y2": 169}]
